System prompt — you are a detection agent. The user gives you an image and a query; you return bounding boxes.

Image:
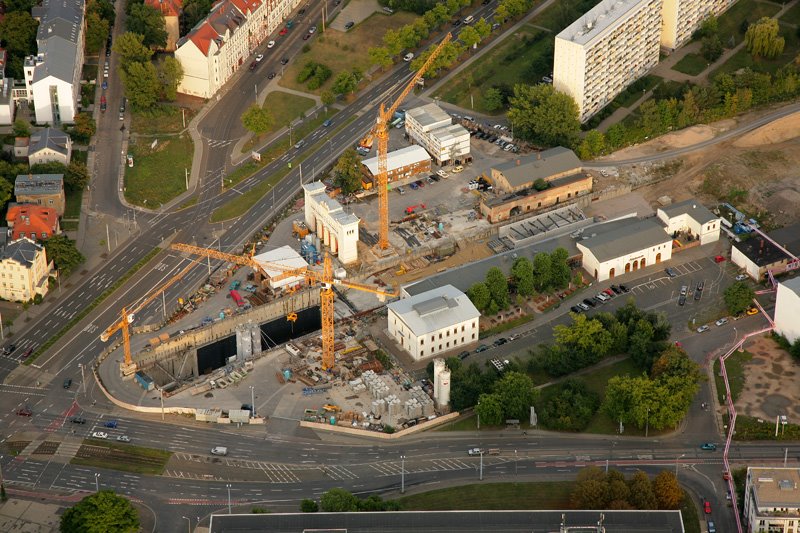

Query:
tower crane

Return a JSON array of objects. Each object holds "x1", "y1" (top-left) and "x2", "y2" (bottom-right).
[
  {"x1": 170, "y1": 243, "x2": 398, "y2": 370},
  {"x1": 100, "y1": 261, "x2": 196, "y2": 373},
  {"x1": 373, "y1": 33, "x2": 453, "y2": 249}
]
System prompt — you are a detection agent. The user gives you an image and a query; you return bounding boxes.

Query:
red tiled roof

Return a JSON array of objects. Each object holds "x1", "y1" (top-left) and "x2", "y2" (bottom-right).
[
  {"x1": 183, "y1": 0, "x2": 259, "y2": 57},
  {"x1": 6, "y1": 204, "x2": 59, "y2": 240},
  {"x1": 189, "y1": 22, "x2": 220, "y2": 56},
  {"x1": 144, "y1": 0, "x2": 182, "y2": 17}
]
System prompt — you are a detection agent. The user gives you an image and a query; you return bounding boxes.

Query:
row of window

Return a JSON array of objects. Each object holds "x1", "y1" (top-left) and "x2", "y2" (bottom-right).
[
  {"x1": 17, "y1": 232, "x2": 49, "y2": 239},
  {"x1": 420, "y1": 334, "x2": 476, "y2": 357}
]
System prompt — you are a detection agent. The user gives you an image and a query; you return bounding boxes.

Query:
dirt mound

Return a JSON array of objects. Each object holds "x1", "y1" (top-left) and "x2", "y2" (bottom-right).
[
  {"x1": 602, "y1": 125, "x2": 715, "y2": 161},
  {"x1": 733, "y1": 112, "x2": 800, "y2": 148}
]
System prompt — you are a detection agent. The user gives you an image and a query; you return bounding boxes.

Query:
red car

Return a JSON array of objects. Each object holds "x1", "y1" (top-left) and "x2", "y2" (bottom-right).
[
  {"x1": 16, "y1": 407, "x2": 32, "y2": 416},
  {"x1": 603, "y1": 288, "x2": 614, "y2": 297},
  {"x1": 248, "y1": 61, "x2": 257, "y2": 71},
  {"x1": 704, "y1": 500, "x2": 711, "y2": 514},
  {"x1": 22, "y1": 347, "x2": 33, "y2": 358},
  {"x1": 714, "y1": 255, "x2": 726, "y2": 263},
  {"x1": 279, "y1": 27, "x2": 288, "y2": 35}
]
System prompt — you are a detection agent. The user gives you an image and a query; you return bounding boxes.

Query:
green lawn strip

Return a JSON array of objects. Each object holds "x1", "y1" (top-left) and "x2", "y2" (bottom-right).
[
  {"x1": 672, "y1": 53, "x2": 709, "y2": 76},
  {"x1": 178, "y1": 195, "x2": 199, "y2": 210},
  {"x1": 680, "y1": 490, "x2": 701, "y2": 533},
  {"x1": 398, "y1": 481, "x2": 573, "y2": 510},
  {"x1": 436, "y1": 413, "x2": 478, "y2": 431},
  {"x1": 710, "y1": 24, "x2": 800, "y2": 78},
  {"x1": 279, "y1": 11, "x2": 417, "y2": 95},
  {"x1": 64, "y1": 187, "x2": 83, "y2": 220},
  {"x1": 245, "y1": 91, "x2": 316, "y2": 147},
  {"x1": 781, "y1": 1, "x2": 800, "y2": 25},
  {"x1": 712, "y1": 350, "x2": 753, "y2": 404},
  {"x1": 716, "y1": 0, "x2": 781, "y2": 43},
  {"x1": 124, "y1": 133, "x2": 192, "y2": 207},
  {"x1": 24, "y1": 248, "x2": 160, "y2": 365},
  {"x1": 72, "y1": 440, "x2": 172, "y2": 475},
  {"x1": 610, "y1": 75, "x2": 662, "y2": 109},
  {"x1": 479, "y1": 314, "x2": 535, "y2": 339},
  {"x1": 580, "y1": 358, "x2": 652, "y2": 435},
  {"x1": 533, "y1": 0, "x2": 595, "y2": 32},
  {"x1": 730, "y1": 414, "x2": 800, "y2": 440},
  {"x1": 131, "y1": 106, "x2": 194, "y2": 135},
  {"x1": 213, "y1": 113, "x2": 354, "y2": 220}
]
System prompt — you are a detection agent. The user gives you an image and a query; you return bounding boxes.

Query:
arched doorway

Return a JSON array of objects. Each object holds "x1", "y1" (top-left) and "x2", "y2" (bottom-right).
[
  {"x1": 625, "y1": 263, "x2": 631, "y2": 273},
  {"x1": 632, "y1": 260, "x2": 639, "y2": 271},
  {"x1": 609, "y1": 267, "x2": 615, "y2": 279},
  {"x1": 641, "y1": 258, "x2": 647, "y2": 268},
  {"x1": 655, "y1": 253, "x2": 661, "y2": 263},
  {"x1": 594, "y1": 269, "x2": 598, "y2": 279}
]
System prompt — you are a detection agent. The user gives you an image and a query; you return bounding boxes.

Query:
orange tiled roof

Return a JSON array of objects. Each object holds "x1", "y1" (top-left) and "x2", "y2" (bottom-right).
[
  {"x1": 6, "y1": 204, "x2": 59, "y2": 240},
  {"x1": 144, "y1": 0, "x2": 182, "y2": 17},
  {"x1": 184, "y1": 0, "x2": 258, "y2": 57}
]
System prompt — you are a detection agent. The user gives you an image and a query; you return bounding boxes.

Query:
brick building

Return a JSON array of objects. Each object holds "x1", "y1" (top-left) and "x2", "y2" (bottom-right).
[{"x1": 361, "y1": 145, "x2": 431, "y2": 190}]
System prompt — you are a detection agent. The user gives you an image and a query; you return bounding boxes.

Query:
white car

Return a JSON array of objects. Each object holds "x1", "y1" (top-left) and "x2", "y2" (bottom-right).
[
  {"x1": 436, "y1": 169, "x2": 448, "y2": 178},
  {"x1": 92, "y1": 431, "x2": 108, "y2": 439},
  {"x1": 255, "y1": 54, "x2": 264, "y2": 62},
  {"x1": 697, "y1": 325, "x2": 710, "y2": 333},
  {"x1": 308, "y1": 26, "x2": 317, "y2": 34},
  {"x1": 403, "y1": 53, "x2": 414, "y2": 62},
  {"x1": 467, "y1": 448, "x2": 482, "y2": 456},
  {"x1": 735, "y1": 274, "x2": 748, "y2": 281},
  {"x1": 715, "y1": 318, "x2": 729, "y2": 327},
  {"x1": 117, "y1": 435, "x2": 131, "y2": 442},
  {"x1": 267, "y1": 40, "x2": 276, "y2": 48}
]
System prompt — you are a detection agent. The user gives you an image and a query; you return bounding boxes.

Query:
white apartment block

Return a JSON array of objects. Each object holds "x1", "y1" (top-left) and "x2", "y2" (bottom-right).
[
  {"x1": 23, "y1": 0, "x2": 86, "y2": 125},
  {"x1": 0, "y1": 238, "x2": 54, "y2": 302},
  {"x1": 744, "y1": 467, "x2": 800, "y2": 533},
  {"x1": 303, "y1": 182, "x2": 360, "y2": 265},
  {"x1": 176, "y1": 0, "x2": 301, "y2": 98},
  {"x1": 661, "y1": 0, "x2": 737, "y2": 49},
  {"x1": 554, "y1": 0, "x2": 663, "y2": 122},
  {"x1": 404, "y1": 103, "x2": 471, "y2": 166}
]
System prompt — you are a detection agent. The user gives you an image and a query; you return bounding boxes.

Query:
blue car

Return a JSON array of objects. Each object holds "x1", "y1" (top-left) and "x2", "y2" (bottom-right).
[
  {"x1": 700, "y1": 442, "x2": 716, "y2": 451},
  {"x1": 323, "y1": 119, "x2": 332, "y2": 127},
  {"x1": 409, "y1": 183, "x2": 419, "y2": 190},
  {"x1": 102, "y1": 80, "x2": 108, "y2": 90},
  {"x1": 104, "y1": 420, "x2": 118, "y2": 428}
]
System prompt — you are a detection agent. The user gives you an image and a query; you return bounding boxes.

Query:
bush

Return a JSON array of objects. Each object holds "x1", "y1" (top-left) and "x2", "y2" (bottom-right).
[
  {"x1": 300, "y1": 499, "x2": 318, "y2": 512},
  {"x1": 538, "y1": 378, "x2": 599, "y2": 431}
]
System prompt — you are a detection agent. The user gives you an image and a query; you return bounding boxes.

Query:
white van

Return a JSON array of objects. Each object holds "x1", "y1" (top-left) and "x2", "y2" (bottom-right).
[
  {"x1": 211, "y1": 446, "x2": 228, "y2": 456},
  {"x1": 463, "y1": 15, "x2": 474, "y2": 24},
  {"x1": 403, "y1": 53, "x2": 414, "y2": 62}
]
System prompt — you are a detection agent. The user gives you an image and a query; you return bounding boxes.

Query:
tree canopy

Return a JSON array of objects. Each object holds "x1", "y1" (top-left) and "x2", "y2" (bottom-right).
[
  {"x1": 120, "y1": 61, "x2": 160, "y2": 111},
  {"x1": 332, "y1": 148, "x2": 363, "y2": 195},
  {"x1": 508, "y1": 83, "x2": 581, "y2": 148},
  {"x1": 43, "y1": 235, "x2": 85, "y2": 276},
  {"x1": 0, "y1": 11, "x2": 39, "y2": 78},
  {"x1": 60, "y1": 490, "x2": 139, "y2": 533},
  {"x1": 127, "y1": 3, "x2": 168, "y2": 48},
  {"x1": 745, "y1": 17, "x2": 785, "y2": 59},
  {"x1": 724, "y1": 281, "x2": 755, "y2": 316},
  {"x1": 320, "y1": 488, "x2": 359, "y2": 512},
  {"x1": 240, "y1": 104, "x2": 273, "y2": 135},
  {"x1": 113, "y1": 32, "x2": 154, "y2": 69},
  {"x1": 157, "y1": 56, "x2": 184, "y2": 101}
]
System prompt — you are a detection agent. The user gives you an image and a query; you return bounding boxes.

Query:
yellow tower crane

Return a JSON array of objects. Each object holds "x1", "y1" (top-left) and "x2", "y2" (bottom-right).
[
  {"x1": 374, "y1": 33, "x2": 453, "y2": 249},
  {"x1": 170, "y1": 243, "x2": 398, "y2": 370},
  {"x1": 100, "y1": 261, "x2": 196, "y2": 374}
]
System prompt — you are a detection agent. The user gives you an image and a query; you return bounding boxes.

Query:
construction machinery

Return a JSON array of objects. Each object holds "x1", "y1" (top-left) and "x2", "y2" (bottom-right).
[
  {"x1": 170, "y1": 243, "x2": 398, "y2": 370},
  {"x1": 405, "y1": 204, "x2": 426, "y2": 215},
  {"x1": 364, "y1": 33, "x2": 452, "y2": 250},
  {"x1": 100, "y1": 261, "x2": 196, "y2": 375}
]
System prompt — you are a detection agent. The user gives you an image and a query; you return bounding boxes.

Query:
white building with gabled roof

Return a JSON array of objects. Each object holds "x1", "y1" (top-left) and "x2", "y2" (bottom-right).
[
  {"x1": 387, "y1": 284, "x2": 480, "y2": 361},
  {"x1": 253, "y1": 245, "x2": 308, "y2": 292},
  {"x1": 657, "y1": 198, "x2": 721, "y2": 245}
]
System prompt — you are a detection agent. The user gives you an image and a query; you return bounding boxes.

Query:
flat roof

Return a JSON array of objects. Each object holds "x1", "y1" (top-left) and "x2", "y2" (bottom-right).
[
  {"x1": 387, "y1": 284, "x2": 479, "y2": 336},
  {"x1": 749, "y1": 468, "x2": 800, "y2": 509},
  {"x1": 14, "y1": 173, "x2": 63, "y2": 196},
  {"x1": 493, "y1": 147, "x2": 582, "y2": 190},
  {"x1": 209, "y1": 510, "x2": 686, "y2": 532},
  {"x1": 732, "y1": 223, "x2": 800, "y2": 267},
  {"x1": 484, "y1": 173, "x2": 590, "y2": 207},
  {"x1": 659, "y1": 199, "x2": 718, "y2": 225},
  {"x1": 405, "y1": 102, "x2": 452, "y2": 129},
  {"x1": 303, "y1": 182, "x2": 360, "y2": 227},
  {"x1": 578, "y1": 218, "x2": 670, "y2": 263},
  {"x1": 556, "y1": 0, "x2": 648, "y2": 47},
  {"x1": 362, "y1": 145, "x2": 431, "y2": 176},
  {"x1": 253, "y1": 245, "x2": 308, "y2": 279},
  {"x1": 780, "y1": 276, "x2": 800, "y2": 297}
]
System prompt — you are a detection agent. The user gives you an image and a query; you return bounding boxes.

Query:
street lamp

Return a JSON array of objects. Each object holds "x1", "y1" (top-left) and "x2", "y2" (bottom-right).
[
  {"x1": 94, "y1": 473, "x2": 100, "y2": 492},
  {"x1": 400, "y1": 455, "x2": 406, "y2": 494},
  {"x1": 477, "y1": 400, "x2": 480, "y2": 430},
  {"x1": 675, "y1": 454, "x2": 686, "y2": 477},
  {"x1": 514, "y1": 449, "x2": 518, "y2": 476},
  {"x1": 182, "y1": 516, "x2": 191, "y2": 533},
  {"x1": 226, "y1": 483, "x2": 232, "y2": 514},
  {"x1": 249, "y1": 386, "x2": 256, "y2": 418},
  {"x1": 479, "y1": 450, "x2": 484, "y2": 481}
]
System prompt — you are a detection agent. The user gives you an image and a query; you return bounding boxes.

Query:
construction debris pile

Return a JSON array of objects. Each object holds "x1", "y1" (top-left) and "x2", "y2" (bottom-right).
[{"x1": 359, "y1": 370, "x2": 434, "y2": 427}]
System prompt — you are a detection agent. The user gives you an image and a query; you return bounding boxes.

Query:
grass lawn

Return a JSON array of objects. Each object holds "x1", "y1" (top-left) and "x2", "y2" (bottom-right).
[
  {"x1": 71, "y1": 440, "x2": 172, "y2": 475},
  {"x1": 580, "y1": 358, "x2": 649, "y2": 435},
  {"x1": 710, "y1": 22, "x2": 800, "y2": 78},
  {"x1": 64, "y1": 187, "x2": 83, "y2": 220},
  {"x1": 210, "y1": 170, "x2": 287, "y2": 222},
  {"x1": 782, "y1": 1, "x2": 800, "y2": 26},
  {"x1": 124, "y1": 133, "x2": 192, "y2": 207},
  {"x1": 397, "y1": 482, "x2": 574, "y2": 510},
  {"x1": 131, "y1": 105, "x2": 195, "y2": 135},
  {"x1": 243, "y1": 91, "x2": 316, "y2": 149},
  {"x1": 531, "y1": 0, "x2": 596, "y2": 32},
  {"x1": 479, "y1": 314, "x2": 535, "y2": 338},
  {"x1": 713, "y1": 350, "x2": 752, "y2": 404},
  {"x1": 434, "y1": 25, "x2": 553, "y2": 114},
  {"x1": 716, "y1": 0, "x2": 781, "y2": 43},
  {"x1": 612, "y1": 75, "x2": 663, "y2": 109},
  {"x1": 279, "y1": 11, "x2": 417, "y2": 95},
  {"x1": 437, "y1": 414, "x2": 478, "y2": 431},
  {"x1": 672, "y1": 53, "x2": 709, "y2": 76}
]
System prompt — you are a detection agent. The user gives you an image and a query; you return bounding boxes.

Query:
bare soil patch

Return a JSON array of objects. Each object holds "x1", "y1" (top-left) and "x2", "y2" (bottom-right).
[{"x1": 735, "y1": 336, "x2": 800, "y2": 420}]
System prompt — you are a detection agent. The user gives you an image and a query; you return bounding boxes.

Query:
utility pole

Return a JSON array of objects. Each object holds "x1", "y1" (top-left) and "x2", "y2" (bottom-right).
[
  {"x1": 479, "y1": 451, "x2": 484, "y2": 481},
  {"x1": 160, "y1": 388, "x2": 164, "y2": 421},
  {"x1": 227, "y1": 484, "x2": 232, "y2": 514},
  {"x1": 249, "y1": 386, "x2": 256, "y2": 417},
  {"x1": 162, "y1": 292, "x2": 167, "y2": 319},
  {"x1": 400, "y1": 455, "x2": 406, "y2": 494},
  {"x1": 106, "y1": 224, "x2": 110, "y2": 253},
  {"x1": 185, "y1": 168, "x2": 189, "y2": 190}
]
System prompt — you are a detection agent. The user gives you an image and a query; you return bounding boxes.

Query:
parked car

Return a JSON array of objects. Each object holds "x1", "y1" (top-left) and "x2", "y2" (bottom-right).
[
  {"x1": 715, "y1": 318, "x2": 729, "y2": 326},
  {"x1": 267, "y1": 72, "x2": 276, "y2": 79},
  {"x1": 249, "y1": 61, "x2": 257, "y2": 71},
  {"x1": 230, "y1": 280, "x2": 241, "y2": 290},
  {"x1": 714, "y1": 255, "x2": 726, "y2": 263},
  {"x1": 678, "y1": 294, "x2": 686, "y2": 306},
  {"x1": 619, "y1": 284, "x2": 630, "y2": 293},
  {"x1": 415, "y1": 179, "x2": 425, "y2": 188},
  {"x1": 255, "y1": 53, "x2": 264, "y2": 62},
  {"x1": 459, "y1": 350, "x2": 470, "y2": 360},
  {"x1": 735, "y1": 274, "x2": 748, "y2": 281},
  {"x1": 704, "y1": 500, "x2": 712, "y2": 514},
  {"x1": 696, "y1": 325, "x2": 710, "y2": 333},
  {"x1": 104, "y1": 420, "x2": 118, "y2": 428},
  {"x1": 409, "y1": 182, "x2": 418, "y2": 190},
  {"x1": 309, "y1": 25, "x2": 317, "y2": 34},
  {"x1": 468, "y1": 448, "x2": 482, "y2": 456},
  {"x1": 303, "y1": 34, "x2": 311, "y2": 40},
  {"x1": 92, "y1": 431, "x2": 108, "y2": 439},
  {"x1": 267, "y1": 40, "x2": 276, "y2": 48},
  {"x1": 452, "y1": 165, "x2": 464, "y2": 173},
  {"x1": 582, "y1": 298, "x2": 596, "y2": 308},
  {"x1": 570, "y1": 305, "x2": 582, "y2": 313},
  {"x1": 700, "y1": 442, "x2": 717, "y2": 450},
  {"x1": 603, "y1": 288, "x2": 614, "y2": 297},
  {"x1": 279, "y1": 27, "x2": 288, "y2": 35},
  {"x1": 16, "y1": 407, "x2": 32, "y2": 417},
  {"x1": 117, "y1": 435, "x2": 131, "y2": 442},
  {"x1": 344, "y1": 21, "x2": 355, "y2": 30},
  {"x1": 437, "y1": 170, "x2": 448, "y2": 178},
  {"x1": 610, "y1": 285, "x2": 622, "y2": 294},
  {"x1": 665, "y1": 267, "x2": 678, "y2": 277},
  {"x1": 70, "y1": 416, "x2": 86, "y2": 424},
  {"x1": 707, "y1": 520, "x2": 716, "y2": 533},
  {"x1": 577, "y1": 303, "x2": 590, "y2": 311},
  {"x1": 396, "y1": 186, "x2": 405, "y2": 195},
  {"x1": 403, "y1": 52, "x2": 414, "y2": 62},
  {"x1": 747, "y1": 307, "x2": 759, "y2": 315},
  {"x1": 280, "y1": 57, "x2": 289, "y2": 65},
  {"x1": 383, "y1": 6, "x2": 394, "y2": 13},
  {"x1": 475, "y1": 344, "x2": 490, "y2": 353},
  {"x1": 63, "y1": 378, "x2": 72, "y2": 389}
]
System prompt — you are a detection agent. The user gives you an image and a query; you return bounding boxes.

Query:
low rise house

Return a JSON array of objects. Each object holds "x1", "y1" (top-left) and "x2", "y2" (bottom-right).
[
  {"x1": 27, "y1": 128, "x2": 72, "y2": 166},
  {"x1": 145, "y1": 0, "x2": 183, "y2": 51},
  {"x1": 731, "y1": 223, "x2": 800, "y2": 281},
  {"x1": 252, "y1": 245, "x2": 308, "y2": 293},
  {"x1": 657, "y1": 199, "x2": 721, "y2": 245},
  {"x1": 14, "y1": 174, "x2": 65, "y2": 216},
  {"x1": 0, "y1": 237, "x2": 54, "y2": 302},
  {"x1": 6, "y1": 204, "x2": 60, "y2": 240},
  {"x1": 361, "y1": 145, "x2": 431, "y2": 189}
]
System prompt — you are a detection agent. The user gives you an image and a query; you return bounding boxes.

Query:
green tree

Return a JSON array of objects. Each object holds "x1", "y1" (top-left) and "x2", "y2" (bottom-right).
[
  {"x1": 127, "y1": 3, "x2": 168, "y2": 48},
  {"x1": 0, "y1": 11, "x2": 38, "y2": 78},
  {"x1": 553, "y1": 313, "x2": 613, "y2": 367},
  {"x1": 508, "y1": 83, "x2": 581, "y2": 148},
  {"x1": 321, "y1": 90, "x2": 336, "y2": 107},
  {"x1": 475, "y1": 392, "x2": 504, "y2": 426},
  {"x1": 745, "y1": 17, "x2": 785, "y2": 59},
  {"x1": 572, "y1": 479, "x2": 609, "y2": 509},
  {"x1": 511, "y1": 257, "x2": 534, "y2": 296},
  {"x1": 467, "y1": 282, "x2": 491, "y2": 312},
  {"x1": 332, "y1": 148, "x2": 362, "y2": 195},
  {"x1": 483, "y1": 88, "x2": 504, "y2": 112},
  {"x1": 4, "y1": 0, "x2": 35, "y2": 12},
  {"x1": 724, "y1": 281, "x2": 755, "y2": 316},
  {"x1": 368, "y1": 46, "x2": 394, "y2": 69},
  {"x1": 382, "y1": 28, "x2": 404, "y2": 56},
  {"x1": 538, "y1": 378, "x2": 600, "y2": 431},
  {"x1": 320, "y1": 488, "x2": 359, "y2": 512},
  {"x1": 532, "y1": 251, "x2": 552, "y2": 292},
  {"x1": 474, "y1": 17, "x2": 492, "y2": 39},
  {"x1": 180, "y1": 0, "x2": 212, "y2": 34},
  {"x1": 696, "y1": 14, "x2": 718, "y2": 38},
  {"x1": 549, "y1": 247, "x2": 571, "y2": 289},
  {"x1": 88, "y1": 0, "x2": 116, "y2": 23},
  {"x1": 460, "y1": 26, "x2": 481, "y2": 49},
  {"x1": 607, "y1": 470, "x2": 631, "y2": 506},
  {"x1": 43, "y1": 235, "x2": 85, "y2": 275},
  {"x1": 113, "y1": 32, "x2": 153, "y2": 69},
  {"x1": 157, "y1": 56, "x2": 184, "y2": 101},
  {"x1": 652, "y1": 470, "x2": 682, "y2": 509},
  {"x1": 121, "y1": 61, "x2": 160, "y2": 110},
  {"x1": 577, "y1": 129, "x2": 607, "y2": 159},
  {"x1": 300, "y1": 499, "x2": 318, "y2": 512},
  {"x1": 85, "y1": 11, "x2": 110, "y2": 54},
  {"x1": 701, "y1": 34, "x2": 724, "y2": 62},
  {"x1": 628, "y1": 318, "x2": 656, "y2": 370},
  {"x1": 12, "y1": 119, "x2": 31, "y2": 138},
  {"x1": 494, "y1": 371, "x2": 537, "y2": 421},
  {"x1": 628, "y1": 471, "x2": 658, "y2": 510},
  {"x1": 240, "y1": 104, "x2": 273, "y2": 135},
  {"x1": 60, "y1": 490, "x2": 138, "y2": 533},
  {"x1": 485, "y1": 267, "x2": 509, "y2": 310},
  {"x1": 65, "y1": 162, "x2": 90, "y2": 191},
  {"x1": 332, "y1": 71, "x2": 358, "y2": 95},
  {"x1": 71, "y1": 113, "x2": 97, "y2": 143}
]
